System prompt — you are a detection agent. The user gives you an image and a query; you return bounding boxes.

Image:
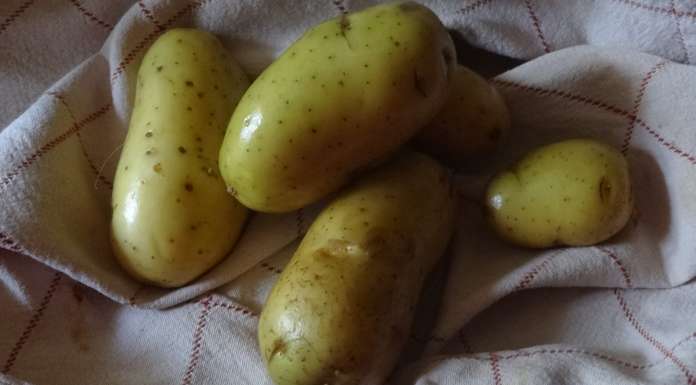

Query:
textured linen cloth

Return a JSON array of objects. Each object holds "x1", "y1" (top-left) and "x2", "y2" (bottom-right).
[{"x1": 1, "y1": 1, "x2": 696, "y2": 384}]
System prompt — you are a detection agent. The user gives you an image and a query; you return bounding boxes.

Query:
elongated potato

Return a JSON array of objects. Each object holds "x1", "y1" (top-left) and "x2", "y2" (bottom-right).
[
  {"x1": 111, "y1": 29, "x2": 249, "y2": 287},
  {"x1": 258, "y1": 151, "x2": 456, "y2": 385},
  {"x1": 219, "y1": 2, "x2": 455, "y2": 213}
]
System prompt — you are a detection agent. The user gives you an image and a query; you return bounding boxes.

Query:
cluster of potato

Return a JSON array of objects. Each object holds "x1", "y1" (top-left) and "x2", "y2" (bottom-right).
[{"x1": 110, "y1": 2, "x2": 632, "y2": 384}]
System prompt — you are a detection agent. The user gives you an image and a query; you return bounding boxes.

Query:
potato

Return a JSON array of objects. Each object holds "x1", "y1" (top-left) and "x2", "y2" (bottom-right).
[
  {"x1": 111, "y1": 29, "x2": 250, "y2": 287},
  {"x1": 485, "y1": 139, "x2": 632, "y2": 248},
  {"x1": 258, "y1": 151, "x2": 456, "y2": 385},
  {"x1": 219, "y1": 2, "x2": 455, "y2": 213},
  {"x1": 416, "y1": 65, "x2": 510, "y2": 167}
]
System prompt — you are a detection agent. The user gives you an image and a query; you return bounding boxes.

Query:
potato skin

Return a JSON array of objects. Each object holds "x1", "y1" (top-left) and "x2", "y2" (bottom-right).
[
  {"x1": 219, "y1": 2, "x2": 456, "y2": 213},
  {"x1": 111, "y1": 29, "x2": 249, "y2": 288},
  {"x1": 258, "y1": 151, "x2": 456, "y2": 385},
  {"x1": 416, "y1": 65, "x2": 510, "y2": 167},
  {"x1": 485, "y1": 139, "x2": 632, "y2": 248}
]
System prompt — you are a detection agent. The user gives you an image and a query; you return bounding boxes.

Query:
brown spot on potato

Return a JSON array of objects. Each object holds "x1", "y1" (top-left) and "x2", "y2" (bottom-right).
[
  {"x1": 185, "y1": 183, "x2": 194, "y2": 192},
  {"x1": 413, "y1": 71, "x2": 428, "y2": 97},
  {"x1": 185, "y1": 80, "x2": 194, "y2": 87},
  {"x1": 268, "y1": 339, "x2": 287, "y2": 362},
  {"x1": 599, "y1": 176, "x2": 612, "y2": 202}
]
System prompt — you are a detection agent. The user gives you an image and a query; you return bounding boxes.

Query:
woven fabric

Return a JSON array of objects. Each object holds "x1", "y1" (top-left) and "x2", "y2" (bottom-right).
[{"x1": 1, "y1": 1, "x2": 695, "y2": 384}]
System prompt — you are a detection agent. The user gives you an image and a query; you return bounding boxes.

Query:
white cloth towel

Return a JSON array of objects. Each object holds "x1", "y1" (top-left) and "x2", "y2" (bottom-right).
[{"x1": 1, "y1": 1, "x2": 695, "y2": 384}]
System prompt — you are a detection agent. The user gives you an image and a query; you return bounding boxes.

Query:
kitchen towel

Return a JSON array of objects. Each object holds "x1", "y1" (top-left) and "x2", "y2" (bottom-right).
[{"x1": 1, "y1": 1, "x2": 695, "y2": 384}]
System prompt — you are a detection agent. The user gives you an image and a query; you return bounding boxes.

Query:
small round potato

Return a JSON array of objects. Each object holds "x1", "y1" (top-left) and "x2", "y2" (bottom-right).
[
  {"x1": 416, "y1": 65, "x2": 510, "y2": 167},
  {"x1": 485, "y1": 139, "x2": 632, "y2": 248}
]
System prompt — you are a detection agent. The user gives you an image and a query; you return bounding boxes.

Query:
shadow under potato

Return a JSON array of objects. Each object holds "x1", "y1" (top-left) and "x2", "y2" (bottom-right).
[
  {"x1": 619, "y1": 147, "x2": 671, "y2": 244},
  {"x1": 448, "y1": 29, "x2": 523, "y2": 78},
  {"x1": 387, "y1": 233, "x2": 456, "y2": 377}
]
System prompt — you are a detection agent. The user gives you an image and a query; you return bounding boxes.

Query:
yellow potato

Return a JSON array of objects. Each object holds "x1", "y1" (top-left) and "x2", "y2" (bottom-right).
[
  {"x1": 258, "y1": 151, "x2": 456, "y2": 385},
  {"x1": 485, "y1": 139, "x2": 632, "y2": 248},
  {"x1": 111, "y1": 29, "x2": 249, "y2": 287},
  {"x1": 219, "y1": 2, "x2": 455, "y2": 213},
  {"x1": 416, "y1": 65, "x2": 510, "y2": 167}
]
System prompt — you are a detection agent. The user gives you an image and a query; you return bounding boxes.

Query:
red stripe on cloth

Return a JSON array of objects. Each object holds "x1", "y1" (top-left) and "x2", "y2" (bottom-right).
[
  {"x1": 0, "y1": 0, "x2": 36, "y2": 36},
  {"x1": 209, "y1": 300, "x2": 259, "y2": 318},
  {"x1": 636, "y1": 119, "x2": 696, "y2": 165},
  {"x1": 494, "y1": 348, "x2": 648, "y2": 370},
  {"x1": 609, "y1": 0, "x2": 696, "y2": 19},
  {"x1": 49, "y1": 92, "x2": 113, "y2": 189},
  {"x1": 489, "y1": 352, "x2": 503, "y2": 385},
  {"x1": 127, "y1": 285, "x2": 144, "y2": 306},
  {"x1": 610, "y1": 0, "x2": 672, "y2": 15},
  {"x1": 138, "y1": 1, "x2": 164, "y2": 30},
  {"x1": 459, "y1": 0, "x2": 495, "y2": 15},
  {"x1": 260, "y1": 262, "x2": 282, "y2": 275},
  {"x1": 491, "y1": 79, "x2": 630, "y2": 118},
  {"x1": 622, "y1": 61, "x2": 667, "y2": 153},
  {"x1": 331, "y1": 0, "x2": 347, "y2": 15},
  {"x1": 597, "y1": 247, "x2": 634, "y2": 288},
  {"x1": 523, "y1": 0, "x2": 551, "y2": 53},
  {"x1": 514, "y1": 253, "x2": 558, "y2": 291},
  {"x1": 110, "y1": 0, "x2": 209, "y2": 82},
  {"x1": 0, "y1": 232, "x2": 23, "y2": 253},
  {"x1": 180, "y1": 296, "x2": 257, "y2": 385},
  {"x1": 1, "y1": 272, "x2": 62, "y2": 374},
  {"x1": 66, "y1": 0, "x2": 113, "y2": 30},
  {"x1": 449, "y1": 331, "x2": 696, "y2": 370},
  {"x1": 492, "y1": 79, "x2": 696, "y2": 167},
  {"x1": 613, "y1": 289, "x2": 696, "y2": 384},
  {"x1": 514, "y1": 247, "x2": 635, "y2": 291},
  {"x1": 0, "y1": 102, "x2": 112, "y2": 190},
  {"x1": 181, "y1": 295, "x2": 213, "y2": 385}
]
